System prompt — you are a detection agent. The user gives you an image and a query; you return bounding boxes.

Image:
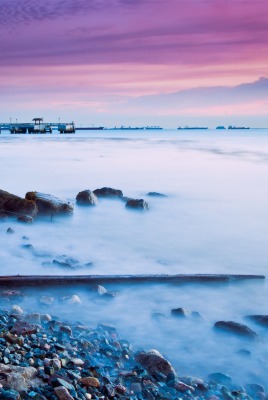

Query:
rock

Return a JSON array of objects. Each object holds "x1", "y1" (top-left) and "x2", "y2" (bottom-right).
[
  {"x1": 245, "y1": 383, "x2": 265, "y2": 396},
  {"x1": 10, "y1": 321, "x2": 37, "y2": 336},
  {"x1": 208, "y1": 372, "x2": 232, "y2": 385},
  {"x1": 52, "y1": 256, "x2": 79, "y2": 269},
  {"x1": 171, "y1": 307, "x2": 192, "y2": 317},
  {"x1": 70, "y1": 358, "x2": 84, "y2": 366},
  {"x1": 0, "y1": 189, "x2": 38, "y2": 218},
  {"x1": 135, "y1": 349, "x2": 176, "y2": 379},
  {"x1": 125, "y1": 199, "x2": 149, "y2": 210},
  {"x1": 17, "y1": 215, "x2": 33, "y2": 223},
  {"x1": 62, "y1": 295, "x2": 81, "y2": 305},
  {"x1": 246, "y1": 315, "x2": 268, "y2": 327},
  {"x1": 0, "y1": 363, "x2": 42, "y2": 391},
  {"x1": 0, "y1": 389, "x2": 20, "y2": 399},
  {"x1": 79, "y1": 377, "x2": 100, "y2": 387},
  {"x1": 25, "y1": 191, "x2": 74, "y2": 215},
  {"x1": 12, "y1": 305, "x2": 24, "y2": 315},
  {"x1": 147, "y1": 192, "x2": 167, "y2": 197},
  {"x1": 6, "y1": 227, "x2": 15, "y2": 234},
  {"x1": 76, "y1": 190, "x2": 98, "y2": 205},
  {"x1": 93, "y1": 187, "x2": 123, "y2": 198},
  {"x1": 40, "y1": 296, "x2": 54, "y2": 306},
  {"x1": 214, "y1": 321, "x2": 259, "y2": 339},
  {"x1": 54, "y1": 386, "x2": 75, "y2": 400}
]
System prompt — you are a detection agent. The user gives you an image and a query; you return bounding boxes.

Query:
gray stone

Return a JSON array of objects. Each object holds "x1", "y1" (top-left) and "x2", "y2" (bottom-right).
[
  {"x1": 135, "y1": 349, "x2": 176, "y2": 379},
  {"x1": 214, "y1": 321, "x2": 259, "y2": 340},
  {"x1": 0, "y1": 189, "x2": 38, "y2": 218},
  {"x1": 93, "y1": 187, "x2": 123, "y2": 198},
  {"x1": 125, "y1": 198, "x2": 149, "y2": 210},
  {"x1": 76, "y1": 190, "x2": 98, "y2": 205}
]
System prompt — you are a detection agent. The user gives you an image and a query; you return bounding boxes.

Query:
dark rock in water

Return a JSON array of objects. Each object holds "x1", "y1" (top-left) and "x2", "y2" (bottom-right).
[
  {"x1": 245, "y1": 383, "x2": 265, "y2": 396},
  {"x1": 214, "y1": 321, "x2": 259, "y2": 339},
  {"x1": 7, "y1": 227, "x2": 15, "y2": 234},
  {"x1": 0, "y1": 389, "x2": 20, "y2": 399},
  {"x1": 135, "y1": 349, "x2": 176, "y2": 379},
  {"x1": 125, "y1": 198, "x2": 149, "y2": 210},
  {"x1": 246, "y1": 315, "x2": 268, "y2": 327},
  {"x1": 17, "y1": 215, "x2": 33, "y2": 223},
  {"x1": 237, "y1": 348, "x2": 251, "y2": 356},
  {"x1": 0, "y1": 189, "x2": 38, "y2": 218},
  {"x1": 10, "y1": 321, "x2": 37, "y2": 336},
  {"x1": 171, "y1": 307, "x2": 201, "y2": 318},
  {"x1": 25, "y1": 191, "x2": 74, "y2": 215},
  {"x1": 76, "y1": 190, "x2": 98, "y2": 205},
  {"x1": 93, "y1": 187, "x2": 123, "y2": 198},
  {"x1": 208, "y1": 372, "x2": 232, "y2": 385},
  {"x1": 52, "y1": 256, "x2": 79, "y2": 269},
  {"x1": 147, "y1": 192, "x2": 167, "y2": 197}
]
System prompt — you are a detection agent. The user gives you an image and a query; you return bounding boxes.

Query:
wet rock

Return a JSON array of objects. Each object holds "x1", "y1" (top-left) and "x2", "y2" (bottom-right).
[
  {"x1": 12, "y1": 305, "x2": 24, "y2": 315},
  {"x1": 25, "y1": 191, "x2": 74, "y2": 215},
  {"x1": 0, "y1": 363, "x2": 42, "y2": 391},
  {"x1": 62, "y1": 295, "x2": 81, "y2": 305},
  {"x1": 7, "y1": 227, "x2": 15, "y2": 234},
  {"x1": 40, "y1": 296, "x2": 54, "y2": 306},
  {"x1": 79, "y1": 377, "x2": 100, "y2": 387},
  {"x1": 10, "y1": 321, "x2": 37, "y2": 336},
  {"x1": 246, "y1": 315, "x2": 268, "y2": 327},
  {"x1": 17, "y1": 215, "x2": 33, "y2": 223},
  {"x1": 0, "y1": 189, "x2": 38, "y2": 218},
  {"x1": 94, "y1": 285, "x2": 116, "y2": 298},
  {"x1": 214, "y1": 321, "x2": 259, "y2": 340},
  {"x1": 52, "y1": 256, "x2": 79, "y2": 269},
  {"x1": 76, "y1": 190, "x2": 98, "y2": 205},
  {"x1": 135, "y1": 349, "x2": 176, "y2": 380},
  {"x1": 147, "y1": 192, "x2": 167, "y2": 197},
  {"x1": 245, "y1": 383, "x2": 265, "y2": 396},
  {"x1": 54, "y1": 386, "x2": 75, "y2": 400},
  {"x1": 93, "y1": 187, "x2": 123, "y2": 198},
  {"x1": 171, "y1": 307, "x2": 201, "y2": 318},
  {"x1": 125, "y1": 198, "x2": 149, "y2": 210},
  {"x1": 208, "y1": 372, "x2": 232, "y2": 385},
  {"x1": 0, "y1": 389, "x2": 20, "y2": 399}
]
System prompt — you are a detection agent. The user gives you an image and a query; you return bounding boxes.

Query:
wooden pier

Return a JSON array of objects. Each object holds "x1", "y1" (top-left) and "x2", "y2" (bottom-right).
[{"x1": 0, "y1": 118, "x2": 75, "y2": 134}]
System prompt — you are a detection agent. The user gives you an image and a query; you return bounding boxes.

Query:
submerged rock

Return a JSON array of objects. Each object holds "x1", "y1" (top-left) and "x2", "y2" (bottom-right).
[
  {"x1": 214, "y1": 321, "x2": 259, "y2": 340},
  {"x1": 147, "y1": 192, "x2": 167, "y2": 197},
  {"x1": 25, "y1": 191, "x2": 74, "y2": 215},
  {"x1": 208, "y1": 372, "x2": 232, "y2": 385},
  {"x1": 6, "y1": 227, "x2": 15, "y2": 234},
  {"x1": 0, "y1": 189, "x2": 38, "y2": 218},
  {"x1": 246, "y1": 315, "x2": 268, "y2": 327},
  {"x1": 93, "y1": 187, "x2": 123, "y2": 198},
  {"x1": 125, "y1": 198, "x2": 149, "y2": 210},
  {"x1": 76, "y1": 190, "x2": 98, "y2": 205}
]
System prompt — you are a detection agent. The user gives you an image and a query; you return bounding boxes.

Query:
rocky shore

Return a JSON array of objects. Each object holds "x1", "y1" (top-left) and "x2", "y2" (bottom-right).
[{"x1": 0, "y1": 301, "x2": 266, "y2": 400}]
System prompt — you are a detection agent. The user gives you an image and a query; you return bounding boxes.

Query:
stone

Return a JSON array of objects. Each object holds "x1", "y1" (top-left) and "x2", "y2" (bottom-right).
[
  {"x1": 25, "y1": 191, "x2": 74, "y2": 215},
  {"x1": 0, "y1": 189, "x2": 38, "y2": 218},
  {"x1": 135, "y1": 349, "x2": 176, "y2": 379},
  {"x1": 54, "y1": 386, "x2": 74, "y2": 400},
  {"x1": 79, "y1": 377, "x2": 100, "y2": 387},
  {"x1": 11, "y1": 305, "x2": 24, "y2": 315},
  {"x1": 70, "y1": 357, "x2": 84, "y2": 366},
  {"x1": 93, "y1": 187, "x2": 123, "y2": 198},
  {"x1": 214, "y1": 321, "x2": 259, "y2": 340},
  {"x1": 246, "y1": 315, "x2": 268, "y2": 327},
  {"x1": 76, "y1": 190, "x2": 98, "y2": 205},
  {"x1": 11, "y1": 321, "x2": 37, "y2": 336},
  {"x1": 7, "y1": 227, "x2": 15, "y2": 234},
  {"x1": 147, "y1": 192, "x2": 167, "y2": 197},
  {"x1": 17, "y1": 215, "x2": 33, "y2": 223},
  {"x1": 62, "y1": 295, "x2": 81, "y2": 305},
  {"x1": 0, "y1": 363, "x2": 42, "y2": 391},
  {"x1": 40, "y1": 296, "x2": 54, "y2": 306},
  {"x1": 208, "y1": 372, "x2": 232, "y2": 385},
  {"x1": 171, "y1": 307, "x2": 192, "y2": 317},
  {"x1": 125, "y1": 199, "x2": 149, "y2": 210}
]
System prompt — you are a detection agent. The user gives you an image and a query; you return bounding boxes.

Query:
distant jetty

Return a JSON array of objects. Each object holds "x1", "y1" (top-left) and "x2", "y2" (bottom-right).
[
  {"x1": 76, "y1": 126, "x2": 104, "y2": 130},
  {"x1": 228, "y1": 125, "x2": 250, "y2": 130},
  {"x1": 1, "y1": 118, "x2": 75, "y2": 134}
]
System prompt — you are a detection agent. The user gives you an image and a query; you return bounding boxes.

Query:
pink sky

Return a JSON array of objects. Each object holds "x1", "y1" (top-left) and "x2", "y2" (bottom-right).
[{"x1": 0, "y1": 0, "x2": 268, "y2": 127}]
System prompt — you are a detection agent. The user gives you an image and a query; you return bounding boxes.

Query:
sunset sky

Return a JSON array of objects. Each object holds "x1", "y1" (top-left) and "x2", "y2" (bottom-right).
[{"x1": 0, "y1": 0, "x2": 268, "y2": 128}]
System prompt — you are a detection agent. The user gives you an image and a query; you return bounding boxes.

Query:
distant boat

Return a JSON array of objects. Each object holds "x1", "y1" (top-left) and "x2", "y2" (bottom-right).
[
  {"x1": 216, "y1": 126, "x2": 226, "y2": 129},
  {"x1": 145, "y1": 126, "x2": 163, "y2": 130},
  {"x1": 177, "y1": 126, "x2": 208, "y2": 130},
  {"x1": 228, "y1": 125, "x2": 250, "y2": 130},
  {"x1": 109, "y1": 126, "x2": 144, "y2": 130}
]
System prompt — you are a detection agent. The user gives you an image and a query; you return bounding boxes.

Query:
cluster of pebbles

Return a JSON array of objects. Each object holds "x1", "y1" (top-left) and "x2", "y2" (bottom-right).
[{"x1": 0, "y1": 299, "x2": 266, "y2": 400}]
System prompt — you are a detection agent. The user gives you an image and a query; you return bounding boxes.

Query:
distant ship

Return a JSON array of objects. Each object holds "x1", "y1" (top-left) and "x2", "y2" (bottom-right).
[
  {"x1": 177, "y1": 126, "x2": 208, "y2": 130},
  {"x1": 228, "y1": 125, "x2": 250, "y2": 130},
  {"x1": 216, "y1": 126, "x2": 226, "y2": 130},
  {"x1": 145, "y1": 126, "x2": 163, "y2": 130}
]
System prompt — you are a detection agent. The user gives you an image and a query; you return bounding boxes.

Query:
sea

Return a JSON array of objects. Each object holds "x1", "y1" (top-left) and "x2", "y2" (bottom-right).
[{"x1": 1, "y1": 128, "x2": 268, "y2": 387}]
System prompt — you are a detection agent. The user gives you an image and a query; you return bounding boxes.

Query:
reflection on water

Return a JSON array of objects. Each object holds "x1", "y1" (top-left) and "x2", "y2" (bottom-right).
[{"x1": 1, "y1": 129, "x2": 268, "y2": 386}]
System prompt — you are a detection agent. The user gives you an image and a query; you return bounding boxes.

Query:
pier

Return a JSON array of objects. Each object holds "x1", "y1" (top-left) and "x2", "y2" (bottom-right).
[{"x1": 0, "y1": 118, "x2": 75, "y2": 134}]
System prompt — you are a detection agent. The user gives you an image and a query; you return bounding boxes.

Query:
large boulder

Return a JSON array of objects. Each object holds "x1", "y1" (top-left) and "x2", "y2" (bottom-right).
[
  {"x1": 93, "y1": 187, "x2": 123, "y2": 198},
  {"x1": 214, "y1": 321, "x2": 259, "y2": 340},
  {"x1": 0, "y1": 189, "x2": 37, "y2": 217},
  {"x1": 76, "y1": 190, "x2": 98, "y2": 205},
  {"x1": 25, "y1": 192, "x2": 74, "y2": 215},
  {"x1": 135, "y1": 349, "x2": 176, "y2": 380},
  {"x1": 125, "y1": 199, "x2": 149, "y2": 210}
]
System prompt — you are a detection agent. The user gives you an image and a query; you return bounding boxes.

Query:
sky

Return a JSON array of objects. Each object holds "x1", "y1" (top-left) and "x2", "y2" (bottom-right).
[{"x1": 0, "y1": 0, "x2": 268, "y2": 128}]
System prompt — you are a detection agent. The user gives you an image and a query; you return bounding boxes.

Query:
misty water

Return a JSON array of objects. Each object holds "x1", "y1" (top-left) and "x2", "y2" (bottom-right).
[{"x1": 1, "y1": 128, "x2": 268, "y2": 387}]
